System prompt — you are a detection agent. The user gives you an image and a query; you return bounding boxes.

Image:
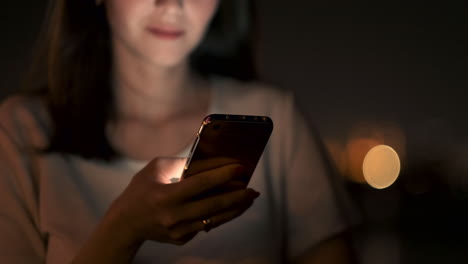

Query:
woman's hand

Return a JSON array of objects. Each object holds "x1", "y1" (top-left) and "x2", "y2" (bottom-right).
[
  {"x1": 110, "y1": 157, "x2": 259, "y2": 244},
  {"x1": 73, "y1": 157, "x2": 259, "y2": 264}
]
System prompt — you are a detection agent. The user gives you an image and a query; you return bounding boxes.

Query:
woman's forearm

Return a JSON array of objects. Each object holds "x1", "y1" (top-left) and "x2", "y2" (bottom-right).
[{"x1": 71, "y1": 213, "x2": 143, "y2": 264}]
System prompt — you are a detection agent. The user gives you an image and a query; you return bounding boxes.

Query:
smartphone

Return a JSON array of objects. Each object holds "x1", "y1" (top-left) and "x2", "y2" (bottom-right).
[{"x1": 181, "y1": 114, "x2": 273, "y2": 190}]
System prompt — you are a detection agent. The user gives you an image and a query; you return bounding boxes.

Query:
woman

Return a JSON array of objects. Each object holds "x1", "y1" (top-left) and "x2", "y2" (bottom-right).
[{"x1": 0, "y1": 0, "x2": 356, "y2": 263}]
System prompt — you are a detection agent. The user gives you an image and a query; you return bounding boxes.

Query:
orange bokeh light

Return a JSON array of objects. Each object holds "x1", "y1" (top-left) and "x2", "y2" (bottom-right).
[{"x1": 325, "y1": 121, "x2": 406, "y2": 185}]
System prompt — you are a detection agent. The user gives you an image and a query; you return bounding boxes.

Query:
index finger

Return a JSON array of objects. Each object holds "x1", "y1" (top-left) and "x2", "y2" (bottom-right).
[
  {"x1": 182, "y1": 156, "x2": 241, "y2": 178},
  {"x1": 173, "y1": 163, "x2": 245, "y2": 201}
]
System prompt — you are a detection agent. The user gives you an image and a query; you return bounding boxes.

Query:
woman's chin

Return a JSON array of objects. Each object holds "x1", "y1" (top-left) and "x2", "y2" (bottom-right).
[{"x1": 141, "y1": 49, "x2": 190, "y2": 69}]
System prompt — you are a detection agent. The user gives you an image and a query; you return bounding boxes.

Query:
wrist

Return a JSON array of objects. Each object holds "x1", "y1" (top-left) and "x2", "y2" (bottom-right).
[
  {"x1": 72, "y1": 209, "x2": 143, "y2": 264},
  {"x1": 100, "y1": 206, "x2": 144, "y2": 251}
]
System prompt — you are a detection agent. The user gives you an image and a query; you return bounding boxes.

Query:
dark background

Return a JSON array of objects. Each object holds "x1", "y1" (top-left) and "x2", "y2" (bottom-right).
[{"x1": 2, "y1": 1, "x2": 467, "y2": 263}]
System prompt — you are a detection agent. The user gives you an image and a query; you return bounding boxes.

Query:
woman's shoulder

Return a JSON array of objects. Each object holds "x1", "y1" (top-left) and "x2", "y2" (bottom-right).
[{"x1": 0, "y1": 95, "x2": 50, "y2": 148}]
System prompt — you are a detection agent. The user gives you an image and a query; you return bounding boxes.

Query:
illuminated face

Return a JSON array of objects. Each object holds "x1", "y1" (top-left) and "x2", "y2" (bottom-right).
[{"x1": 106, "y1": 0, "x2": 219, "y2": 68}]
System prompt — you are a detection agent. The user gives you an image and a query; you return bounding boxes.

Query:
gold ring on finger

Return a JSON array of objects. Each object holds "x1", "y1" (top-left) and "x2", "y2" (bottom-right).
[{"x1": 202, "y1": 218, "x2": 213, "y2": 232}]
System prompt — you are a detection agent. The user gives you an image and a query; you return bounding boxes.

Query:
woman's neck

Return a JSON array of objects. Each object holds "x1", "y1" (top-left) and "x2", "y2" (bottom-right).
[
  {"x1": 107, "y1": 44, "x2": 212, "y2": 160},
  {"x1": 111, "y1": 44, "x2": 206, "y2": 123}
]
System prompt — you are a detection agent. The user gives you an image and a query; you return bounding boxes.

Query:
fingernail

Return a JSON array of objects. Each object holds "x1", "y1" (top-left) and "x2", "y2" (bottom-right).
[
  {"x1": 248, "y1": 190, "x2": 261, "y2": 199},
  {"x1": 254, "y1": 191, "x2": 260, "y2": 198}
]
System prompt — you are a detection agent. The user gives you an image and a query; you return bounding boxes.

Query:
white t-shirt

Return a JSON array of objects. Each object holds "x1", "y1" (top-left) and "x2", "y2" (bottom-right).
[{"x1": 0, "y1": 78, "x2": 356, "y2": 263}]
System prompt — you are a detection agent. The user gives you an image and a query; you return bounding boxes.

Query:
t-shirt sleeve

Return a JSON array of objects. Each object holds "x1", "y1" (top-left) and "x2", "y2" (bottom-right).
[
  {"x1": 270, "y1": 93, "x2": 359, "y2": 259},
  {"x1": 0, "y1": 114, "x2": 46, "y2": 263}
]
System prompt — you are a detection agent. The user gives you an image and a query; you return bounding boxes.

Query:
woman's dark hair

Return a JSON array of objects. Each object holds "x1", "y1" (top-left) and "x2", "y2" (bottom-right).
[{"x1": 25, "y1": 0, "x2": 258, "y2": 161}]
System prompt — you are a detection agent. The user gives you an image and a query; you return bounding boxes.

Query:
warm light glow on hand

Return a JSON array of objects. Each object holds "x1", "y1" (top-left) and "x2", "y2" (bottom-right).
[{"x1": 363, "y1": 145, "x2": 401, "y2": 189}]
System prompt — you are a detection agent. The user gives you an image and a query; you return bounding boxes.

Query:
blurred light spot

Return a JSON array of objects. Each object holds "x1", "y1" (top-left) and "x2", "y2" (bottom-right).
[
  {"x1": 363, "y1": 145, "x2": 400, "y2": 189},
  {"x1": 324, "y1": 122, "x2": 406, "y2": 185},
  {"x1": 345, "y1": 137, "x2": 381, "y2": 183}
]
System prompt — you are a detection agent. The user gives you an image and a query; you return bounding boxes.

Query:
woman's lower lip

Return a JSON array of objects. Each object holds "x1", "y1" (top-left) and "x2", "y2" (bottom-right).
[{"x1": 147, "y1": 28, "x2": 184, "y2": 39}]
